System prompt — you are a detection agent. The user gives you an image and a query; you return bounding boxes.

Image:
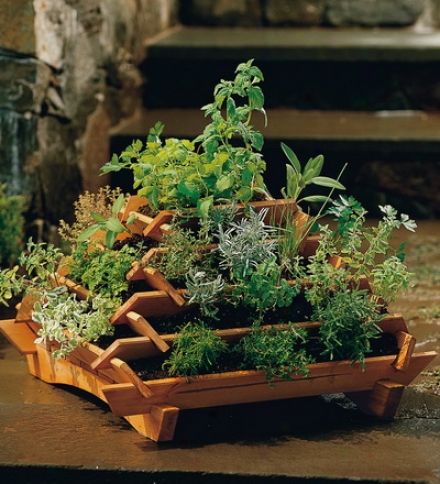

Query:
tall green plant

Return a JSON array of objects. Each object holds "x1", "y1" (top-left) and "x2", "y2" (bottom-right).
[
  {"x1": 101, "y1": 59, "x2": 270, "y2": 218},
  {"x1": 280, "y1": 144, "x2": 345, "y2": 205}
]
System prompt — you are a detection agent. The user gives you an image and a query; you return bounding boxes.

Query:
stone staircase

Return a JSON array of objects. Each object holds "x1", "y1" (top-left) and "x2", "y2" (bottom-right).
[{"x1": 110, "y1": 26, "x2": 440, "y2": 216}]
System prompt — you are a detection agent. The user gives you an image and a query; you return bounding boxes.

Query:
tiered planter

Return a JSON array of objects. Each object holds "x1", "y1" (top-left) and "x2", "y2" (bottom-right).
[{"x1": 0, "y1": 196, "x2": 436, "y2": 442}]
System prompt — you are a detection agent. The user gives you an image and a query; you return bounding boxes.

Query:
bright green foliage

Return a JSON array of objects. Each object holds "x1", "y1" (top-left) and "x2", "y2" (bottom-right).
[
  {"x1": 0, "y1": 184, "x2": 25, "y2": 267},
  {"x1": 303, "y1": 195, "x2": 417, "y2": 366},
  {"x1": 176, "y1": 207, "x2": 300, "y2": 319},
  {"x1": 0, "y1": 238, "x2": 64, "y2": 307},
  {"x1": 0, "y1": 265, "x2": 21, "y2": 306},
  {"x1": 163, "y1": 321, "x2": 228, "y2": 377},
  {"x1": 312, "y1": 287, "x2": 383, "y2": 367},
  {"x1": 151, "y1": 225, "x2": 212, "y2": 284},
  {"x1": 68, "y1": 243, "x2": 138, "y2": 301},
  {"x1": 101, "y1": 59, "x2": 270, "y2": 217},
  {"x1": 238, "y1": 323, "x2": 314, "y2": 382},
  {"x1": 33, "y1": 291, "x2": 115, "y2": 359}
]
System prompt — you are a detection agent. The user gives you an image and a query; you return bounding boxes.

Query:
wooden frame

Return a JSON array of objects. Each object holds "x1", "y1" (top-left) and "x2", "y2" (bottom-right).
[{"x1": 1, "y1": 311, "x2": 436, "y2": 442}]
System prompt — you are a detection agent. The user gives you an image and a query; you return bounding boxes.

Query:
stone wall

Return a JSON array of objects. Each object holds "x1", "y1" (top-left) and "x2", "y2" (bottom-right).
[
  {"x1": 180, "y1": 0, "x2": 437, "y2": 28},
  {"x1": 0, "y1": 0, "x2": 178, "y2": 238}
]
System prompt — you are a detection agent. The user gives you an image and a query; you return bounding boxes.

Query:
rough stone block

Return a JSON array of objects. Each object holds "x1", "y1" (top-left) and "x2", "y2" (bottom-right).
[
  {"x1": 0, "y1": 53, "x2": 50, "y2": 113},
  {"x1": 264, "y1": 0, "x2": 325, "y2": 26},
  {"x1": 0, "y1": 0, "x2": 36, "y2": 55},
  {"x1": 326, "y1": 0, "x2": 427, "y2": 27},
  {"x1": 181, "y1": 0, "x2": 262, "y2": 26}
]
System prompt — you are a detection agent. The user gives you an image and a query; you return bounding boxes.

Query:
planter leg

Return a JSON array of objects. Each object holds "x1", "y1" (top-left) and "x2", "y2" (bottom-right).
[
  {"x1": 134, "y1": 404, "x2": 180, "y2": 442},
  {"x1": 345, "y1": 379, "x2": 405, "y2": 419}
]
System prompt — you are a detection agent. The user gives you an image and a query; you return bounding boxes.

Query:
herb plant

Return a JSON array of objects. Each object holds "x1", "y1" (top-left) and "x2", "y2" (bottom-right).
[
  {"x1": 163, "y1": 321, "x2": 228, "y2": 377},
  {"x1": 280, "y1": 143, "x2": 345, "y2": 206},
  {"x1": 238, "y1": 323, "x2": 314, "y2": 382},
  {"x1": 33, "y1": 291, "x2": 115, "y2": 359},
  {"x1": 101, "y1": 59, "x2": 270, "y2": 218},
  {"x1": 67, "y1": 243, "x2": 138, "y2": 302},
  {"x1": 58, "y1": 186, "x2": 124, "y2": 248}
]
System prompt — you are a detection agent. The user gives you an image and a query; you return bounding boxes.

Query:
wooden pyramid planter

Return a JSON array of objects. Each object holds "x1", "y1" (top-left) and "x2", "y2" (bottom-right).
[
  {"x1": 0, "y1": 297, "x2": 436, "y2": 442},
  {"x1": 1, "y1": 196, "x2": 436, "y2": 442}
]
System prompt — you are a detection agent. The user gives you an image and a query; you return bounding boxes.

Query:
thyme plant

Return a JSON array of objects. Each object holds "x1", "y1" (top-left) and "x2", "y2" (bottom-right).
[
  {"x1": 238, "y1": 322, "x2": 314, "y2": 382},
  {"x1": 163, "y1": 321, "x2": 228, "y2": 377}
]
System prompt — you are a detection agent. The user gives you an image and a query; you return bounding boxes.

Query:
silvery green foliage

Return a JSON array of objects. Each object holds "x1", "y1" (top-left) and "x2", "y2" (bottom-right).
[
  {"x1": 215, "y1": 207, "x2": 277, "y2": 280},
  {"x1": 185, "y1": 270, "x2": 225, "y2": 318},
  {"x1": 33, "y1": 291, "x2": 115, "y2": 359}
]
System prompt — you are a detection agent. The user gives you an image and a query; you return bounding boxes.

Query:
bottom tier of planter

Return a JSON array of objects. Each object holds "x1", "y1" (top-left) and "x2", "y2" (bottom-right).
[{"x1": 0, "y1": 317, "x2": 437, "y2": 442}]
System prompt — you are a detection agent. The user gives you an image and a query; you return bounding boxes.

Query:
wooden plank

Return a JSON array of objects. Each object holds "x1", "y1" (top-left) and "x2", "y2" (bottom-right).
[
  {"x1": 110, "y1": 290, "x2": 190, "y2": 324},
  {"x1": 119, "y1": 195, "x2": 148, "y2": 222},
  {"x1": 14, "y1": 294, "x2": 37, "y2": 322},
  {"x1": 110, "y1": 358, "x2": 155, "y2": 399},
  {"x1": 377, "y1": 314, "x2": 409, "y2": 334},
  {"x1": 32, "y1": 343, "x2": 110, "y2": 403},
  {"x1": 126, "y1": 311, "x2": 170, "y2": 352},
  {"x1": 147, "y1": 404, "x2": 180, "y2": 442},
  {"x1": 122, "y1": 405, "x2": 180, "y2": 442},
  {"x1": 54, "y1": 275, "x2": 89, "y2": 300},
  {"x1": 141, "y1": 211, "x2": 174, "y2": 240},
  {"x1": 102, "y1": 352, "x2": 437, "y2": 417},
  {"x1": 392, "y1": 331, "x2": 416, "y2": 372},
  {"x1": 142, "y1": 267, "x2": 186, "y2": 306},
  {"x1": 346, "y1": 379, "x2": 406, "y2": 418},
  {"x1": 0, "y1": 319, "x2": 37, "y2": 354},
  {"x1": 90, "y1": 336, "x2": 168, "y2": 370}
]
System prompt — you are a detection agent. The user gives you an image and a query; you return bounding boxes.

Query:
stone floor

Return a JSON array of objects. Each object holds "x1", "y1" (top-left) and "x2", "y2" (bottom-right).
[{"x1": 0, "y1": 220, "x2": 439, "y2": 484}]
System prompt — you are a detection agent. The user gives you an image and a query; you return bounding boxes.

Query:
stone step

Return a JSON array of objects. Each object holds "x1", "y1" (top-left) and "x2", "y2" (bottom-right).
[
  {"x1": 142, "y1": 27, "x2": 440, "y2": 111},
  {"x1": 145, "y1": 26, "x2": 440, "y2": 63},
  {"x1": 111, "y1": 108, "x2": 440, "y2": 154}
]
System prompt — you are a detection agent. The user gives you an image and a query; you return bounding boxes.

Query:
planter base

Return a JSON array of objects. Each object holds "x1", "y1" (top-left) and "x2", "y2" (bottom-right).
[{"x1": 1, "y1": 317, "x2": 436, "y2": 442}]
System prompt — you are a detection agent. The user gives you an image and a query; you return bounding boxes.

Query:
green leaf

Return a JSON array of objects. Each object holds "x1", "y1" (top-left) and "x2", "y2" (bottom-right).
[
  {"x1": 77, "y1": 225, "x2": 100, "y2": 242},
  {"x1": 226, "y1": 97, "x2": 236, "y2": 119},
  {"x1": 250, "y1": 131, "x2": 264, "y2": 151},
  {"x1": 215, "y1": 174, "x2": 234, "y2": 193},
  {"x1": 300, "y1": 195, "x2": 332, "y2": 203},
  {"x1": 303, "y1": 155, "x2": 324, "y2": 181},
  {"x1": 285, "y1": 167, "x2": 301, "y2": 200},
  {"x1": 105, "y1": 217, "x2": 126, "y2": 233},
  {"x1": 106, "y1": 231, "x2": 117, "y2": 249},
  {"x1": 281, "y1": 143, "x2": 301, "y2": 175},
  {"x1": 310, "y1": 176, "x2": 345, "y2": 190},
  {"x1": 178, "y1": 180, "x2": 200, "y2": 201},
  {"x1": 235, "y1": 186, "x2": 253, "y2": 201},
  {"x1": 197, "y1": 197, "x2": 213, "y2": 219},
  {"x1": 112, "y1": 194, "x2": 125, "y2": 216},
  {"x1": 90, "y1": 212, "x2": 107, "y2": 223},
  {"x1": 248, "y1": 86, "x2": 265, "y2": 110}
]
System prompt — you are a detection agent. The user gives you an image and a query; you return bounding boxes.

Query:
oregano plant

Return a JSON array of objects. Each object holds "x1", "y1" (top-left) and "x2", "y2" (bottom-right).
[{"x1": 101, "y1": 59, "x2": 270, "y2": 218}]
